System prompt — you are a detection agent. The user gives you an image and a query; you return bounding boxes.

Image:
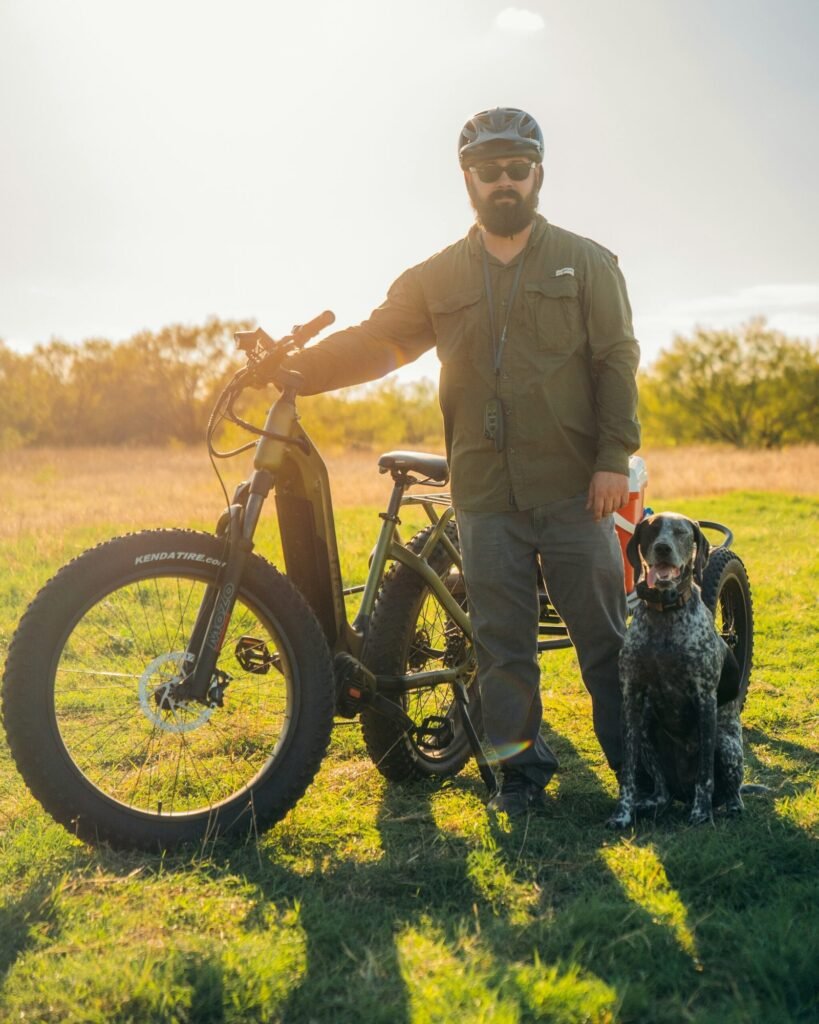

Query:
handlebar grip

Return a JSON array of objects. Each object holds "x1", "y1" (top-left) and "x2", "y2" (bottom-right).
[{"x1": 292, "y1": 309, "x2": 335, "y2": 347}]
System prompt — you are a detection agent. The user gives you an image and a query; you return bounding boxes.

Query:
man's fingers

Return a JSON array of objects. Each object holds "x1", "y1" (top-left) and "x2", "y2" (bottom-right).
[{"x1": 588, "y1": 472, "x2": 630, "y2": 520}]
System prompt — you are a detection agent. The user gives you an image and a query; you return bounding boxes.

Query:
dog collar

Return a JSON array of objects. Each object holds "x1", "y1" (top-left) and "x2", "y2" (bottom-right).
[{"x1": 635, "y1": 579, "x2": 694, "y2": 612}]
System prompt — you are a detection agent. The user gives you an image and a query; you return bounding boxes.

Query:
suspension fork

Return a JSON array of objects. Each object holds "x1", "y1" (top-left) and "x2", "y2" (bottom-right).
[
  {"x1": 180, "y1": 469, "x2": 273, "y2": 703},
  {"x1": 180, "y1": 383, "x2": 303, "y2": 703}
]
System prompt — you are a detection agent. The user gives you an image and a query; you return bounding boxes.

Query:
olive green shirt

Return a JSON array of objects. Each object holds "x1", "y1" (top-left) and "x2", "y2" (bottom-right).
[{"x1": 289, "y1": 214, "x2": 640, "y2": 511}]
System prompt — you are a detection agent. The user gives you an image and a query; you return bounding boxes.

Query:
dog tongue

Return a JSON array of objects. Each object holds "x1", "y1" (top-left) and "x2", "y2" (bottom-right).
[{"x1": 647, "y1": 563, "x2": 681, "y2": 588}]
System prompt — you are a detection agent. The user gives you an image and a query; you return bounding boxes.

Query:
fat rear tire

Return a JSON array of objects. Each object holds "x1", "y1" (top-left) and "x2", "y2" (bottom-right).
[
  {"x1": 701, "y1": 548, "x2": 754, "y2": 706},
  {"x1": 2, "y1": 529, "x2": 335, "y2": 851},
  {"x1": 361, "y1": 522, "x2": 480, "y2": 781}
]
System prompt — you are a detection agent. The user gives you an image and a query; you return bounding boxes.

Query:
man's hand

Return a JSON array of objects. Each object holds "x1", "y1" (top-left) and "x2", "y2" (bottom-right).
[{"x1": 586, "y1": 471, "x2": 630, "y2": 521}]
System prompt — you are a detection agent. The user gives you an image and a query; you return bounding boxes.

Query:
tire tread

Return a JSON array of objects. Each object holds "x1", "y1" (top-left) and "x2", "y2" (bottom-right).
[{"x1": 2, "y1": 529, "x2": 335, "y2": 850}]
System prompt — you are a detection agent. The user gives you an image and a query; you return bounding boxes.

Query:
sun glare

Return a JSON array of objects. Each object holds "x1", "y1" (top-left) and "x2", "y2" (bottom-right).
[{"x1": 495, "y1": 7, "x2": 546, "y2": 33}]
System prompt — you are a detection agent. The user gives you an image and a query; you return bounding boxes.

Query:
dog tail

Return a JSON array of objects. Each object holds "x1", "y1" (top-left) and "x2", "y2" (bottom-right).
[{"x1": 739, "y1": 783, "x2": 773, "y2": 796}]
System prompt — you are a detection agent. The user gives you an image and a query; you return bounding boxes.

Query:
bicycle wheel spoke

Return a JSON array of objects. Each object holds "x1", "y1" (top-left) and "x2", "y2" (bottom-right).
[
  {"x1": 361, "y1": 522, "x2": 478, "y2": 780},
  {"x1": 52, "y1": 572, "x2": 294, "y2": 816},
  {"x1": 97, "y1": 585, "x2": 156, "y2": 666}
]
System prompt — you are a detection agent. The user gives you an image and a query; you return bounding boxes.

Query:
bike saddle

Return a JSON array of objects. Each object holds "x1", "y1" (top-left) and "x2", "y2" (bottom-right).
[{"x1": 378, "y1": 450, "x2": 450, "y2": 483}]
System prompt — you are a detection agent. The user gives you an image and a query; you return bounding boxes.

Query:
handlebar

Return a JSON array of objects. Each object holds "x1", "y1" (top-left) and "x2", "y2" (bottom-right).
[
  {"x1": 234, "y1": 310, "x2": 335, "y2": 356},
  {"x1": 210, "y1": 310, "x2": 334, "y2": 459},
  {"x1": 232, "y1": 310, "x2": 335, "y2": 391},
  {"x1": 292, "y1": 309, "x2": 335, "y2": 347}
]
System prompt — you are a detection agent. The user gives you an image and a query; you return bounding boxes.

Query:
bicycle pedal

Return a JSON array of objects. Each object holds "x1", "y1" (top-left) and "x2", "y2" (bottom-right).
[
  {"x1": 415, "y1": 715, "x2": 454, "y2": 750},
  {"x1": 235, "y1": 636, "x2": 279, "y2": 675}
]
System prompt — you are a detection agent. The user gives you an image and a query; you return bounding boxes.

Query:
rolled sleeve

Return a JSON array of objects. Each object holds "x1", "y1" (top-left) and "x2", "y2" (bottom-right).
[{"x1": 286, "y1": 268, "x2": 435, "y2": 395}]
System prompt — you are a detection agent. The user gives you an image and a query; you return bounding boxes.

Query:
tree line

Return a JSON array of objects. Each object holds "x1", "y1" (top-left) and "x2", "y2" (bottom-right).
[
  {"x1": 638, "y1": 317, "x2": 818, "y2": 448},
  {"x1": 0, "y1": 317, "x2": 443, "y2": 451},
  {"x1": 1, "y1": 316, "x2": 816, "y2": 451}
]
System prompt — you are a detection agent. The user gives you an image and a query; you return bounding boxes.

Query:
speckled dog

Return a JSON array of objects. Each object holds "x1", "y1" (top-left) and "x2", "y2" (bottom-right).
[{"x1": 607, "y1": 512, "x2": 744, "y2": 829}]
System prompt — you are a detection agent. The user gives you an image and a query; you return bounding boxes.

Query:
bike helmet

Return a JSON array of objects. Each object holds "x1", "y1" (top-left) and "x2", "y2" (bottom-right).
[{"x1": 458, "y1": 107, "x2": 544, "y2": 168}]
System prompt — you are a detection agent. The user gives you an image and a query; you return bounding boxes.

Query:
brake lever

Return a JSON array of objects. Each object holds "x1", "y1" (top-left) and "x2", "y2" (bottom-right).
[
  {"x1": 237, "y1": 348, "x2": 302, "y2": 393},
  {"x1": 234, "y1": 326, "x2": 287, "y2": 355}
]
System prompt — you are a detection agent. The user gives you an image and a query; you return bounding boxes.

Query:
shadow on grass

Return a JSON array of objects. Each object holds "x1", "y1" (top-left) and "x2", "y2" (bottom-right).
[
  {"x1": 229, "y1": 725, "x2": 715, "y2": 1023},
  {"x1": 743, "y1": 725, "x2": 819, "y2": 796},
  {"x1": 585, "y1": 723, "x2": 819, "y2": 1022},
  {"x1": 0, "y1": 874, "x2": 62, "y2": 987},
  {"x1": 3, "y1": 721, "x2": 815, "y2": 1023},
  {"x1": 249, "y1": 721, "x2": 817, "y2": 1023}
]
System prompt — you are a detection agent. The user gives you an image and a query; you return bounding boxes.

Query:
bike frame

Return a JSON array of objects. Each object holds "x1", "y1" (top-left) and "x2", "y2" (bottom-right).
[
  {"x1": 184, "y1": 385, "x2": 475, "y2": 706},
  {"x1": 271, "y1": 426, "x2": 468, "y2": 662},
  {"x1": 178, "y1": 380, "x2": 502, "y2": 788}
]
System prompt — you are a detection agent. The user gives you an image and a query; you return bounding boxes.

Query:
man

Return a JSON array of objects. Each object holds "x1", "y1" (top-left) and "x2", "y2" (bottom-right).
[{"x1": 282, "y1": 107, "x2": 640, "y2": 815}]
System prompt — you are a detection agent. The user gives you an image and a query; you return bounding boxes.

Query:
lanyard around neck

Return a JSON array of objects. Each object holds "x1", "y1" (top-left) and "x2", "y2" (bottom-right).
[{"x1": 481, "y1": 238, "x2": 529, "y2": 376}]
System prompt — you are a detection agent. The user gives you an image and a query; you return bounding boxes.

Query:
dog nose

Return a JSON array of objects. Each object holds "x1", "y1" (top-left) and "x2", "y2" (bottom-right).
[{"x1": 654, "y1": 542, "x2": 672, "y2": 558}]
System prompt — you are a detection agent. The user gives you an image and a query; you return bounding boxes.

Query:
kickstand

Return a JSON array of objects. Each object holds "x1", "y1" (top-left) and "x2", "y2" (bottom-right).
[{"x1": 453, "y1": 680, "x2": 498, "y2": 795}]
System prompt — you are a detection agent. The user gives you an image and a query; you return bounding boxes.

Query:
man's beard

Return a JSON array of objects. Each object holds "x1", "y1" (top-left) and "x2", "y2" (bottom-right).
[{"x1": 467, "y1": 179, "x2": 539, "y2": 237}]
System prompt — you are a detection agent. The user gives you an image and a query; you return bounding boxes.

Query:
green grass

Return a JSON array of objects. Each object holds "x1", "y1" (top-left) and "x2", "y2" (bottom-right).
[{"x1": 1, "y1": 492, "x2": 817, "y2": 1023}]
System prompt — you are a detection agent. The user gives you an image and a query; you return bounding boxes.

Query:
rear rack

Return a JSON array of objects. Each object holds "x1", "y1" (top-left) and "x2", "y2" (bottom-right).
[{"x1": 698, "y1": 520, "x2": 733, "y2": 550}]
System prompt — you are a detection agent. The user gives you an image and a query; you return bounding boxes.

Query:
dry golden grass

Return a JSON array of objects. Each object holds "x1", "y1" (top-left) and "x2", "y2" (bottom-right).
[
  {"x1": 1, "y1": 443, "x2": 816, "y2": 539},
  {"x1": 637, "y1": 443, "x2": 818, "y2": 502}
]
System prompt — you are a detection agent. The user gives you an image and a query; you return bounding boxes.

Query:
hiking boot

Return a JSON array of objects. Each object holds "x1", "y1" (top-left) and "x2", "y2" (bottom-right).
[{"x1": 487, "y1": 769, "x2": 549, "y2": 817}]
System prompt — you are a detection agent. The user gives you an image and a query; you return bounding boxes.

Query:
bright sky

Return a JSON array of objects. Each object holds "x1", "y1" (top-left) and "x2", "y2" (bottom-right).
[{"x1": 2, "y1": 0, "x2": 818, "y2": 381}]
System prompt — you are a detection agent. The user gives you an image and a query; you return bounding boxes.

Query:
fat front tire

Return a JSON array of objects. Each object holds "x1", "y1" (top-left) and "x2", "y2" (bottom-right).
[
  {"x1": 361, "y1": 522, "x2": 480, "y2": 781},
  {"x1": 2, "y1": 529, "x2": 335, "y2": 851},
  {"x1": 701, "y1": 548, "x2": 754, "y2": 705}
]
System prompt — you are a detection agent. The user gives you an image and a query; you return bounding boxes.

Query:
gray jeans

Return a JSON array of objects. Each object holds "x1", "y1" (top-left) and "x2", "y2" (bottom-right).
[{"x1": 456, "y1": 493, "x2": 627, "y2": 788}]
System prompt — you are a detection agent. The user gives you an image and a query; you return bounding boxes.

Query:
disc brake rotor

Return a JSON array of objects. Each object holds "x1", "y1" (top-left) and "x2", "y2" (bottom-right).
[{"x1": 138, "y1": 651, "x2": 214, "y2": 733}]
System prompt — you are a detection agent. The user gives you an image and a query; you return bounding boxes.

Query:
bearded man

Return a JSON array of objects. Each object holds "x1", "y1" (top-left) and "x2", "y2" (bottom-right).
[{"x1": 282, "y1": 107, "x2": 641, "y2": 815}]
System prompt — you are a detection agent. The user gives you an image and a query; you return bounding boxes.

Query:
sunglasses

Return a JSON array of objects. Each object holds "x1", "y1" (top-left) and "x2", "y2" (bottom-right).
[{"x1": 469, "y1": 160, "x2": 535, "y2": 184}]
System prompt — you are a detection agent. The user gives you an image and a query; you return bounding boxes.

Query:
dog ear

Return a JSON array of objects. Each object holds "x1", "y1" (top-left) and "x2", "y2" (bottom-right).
[
  {"x1": 627, "y1": 520, "x2": 647, "y2": 584},
  {"x1": 691, "y1": 520, "x2": 710, "y2": 585}
]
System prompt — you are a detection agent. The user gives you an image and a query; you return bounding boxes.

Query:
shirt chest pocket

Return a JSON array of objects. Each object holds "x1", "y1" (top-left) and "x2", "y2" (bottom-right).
[
  {"x1": 524, "y1": 276, "x2": 583, "y2": 351},
  {"x1": 429, "y1": 288, "x2": 484, "y2": 363}
]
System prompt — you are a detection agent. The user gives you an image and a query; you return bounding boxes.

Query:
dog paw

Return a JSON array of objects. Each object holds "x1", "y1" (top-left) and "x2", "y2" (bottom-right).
[
  {"x1": 606, "y1": 810, "x2": 634, "y2": 830},
  {"x1": 687, "y1": 805, "x2": 713, "y2": 827},
  {"x1": 725, "y1": 794, "x2": 744, "y2": 816}
]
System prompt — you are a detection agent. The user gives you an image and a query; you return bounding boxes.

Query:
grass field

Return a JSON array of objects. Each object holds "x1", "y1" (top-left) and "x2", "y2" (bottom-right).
[{"x1": 0, "y1": 446, "x2": 817, "y2": 1023}]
